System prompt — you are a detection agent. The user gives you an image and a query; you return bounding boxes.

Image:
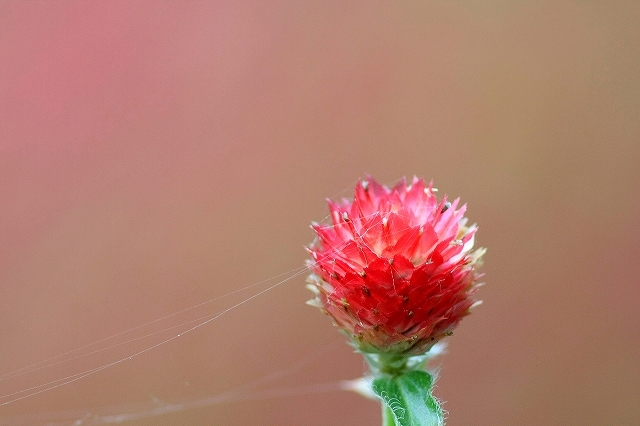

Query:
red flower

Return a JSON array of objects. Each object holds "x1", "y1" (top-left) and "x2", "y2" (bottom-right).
[{"x1": 307, "y1": 177, "x2": 485, "y2": 355}]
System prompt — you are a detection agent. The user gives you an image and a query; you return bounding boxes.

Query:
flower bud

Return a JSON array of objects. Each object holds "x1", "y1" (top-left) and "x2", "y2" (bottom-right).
[{"x1": 307, "y1": 177, "x2": 484, "y2": 356}]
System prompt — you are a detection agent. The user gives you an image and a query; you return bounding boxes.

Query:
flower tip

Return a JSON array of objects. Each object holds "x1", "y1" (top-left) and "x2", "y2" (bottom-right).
[
  {"x1": 305, "y1": 283, "x2": 320, "y2": 295},
  {"x1": 470, "y1": 300, "x2": 483, "y2": 309},
  {"x1": 306, "y1": 298, "x2": 323, "y2": 308}
]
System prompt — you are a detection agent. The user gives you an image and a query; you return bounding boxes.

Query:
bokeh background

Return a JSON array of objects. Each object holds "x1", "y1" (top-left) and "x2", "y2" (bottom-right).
[{"x1": 1, "y1": 2, "x2": 638, "y2": 425}]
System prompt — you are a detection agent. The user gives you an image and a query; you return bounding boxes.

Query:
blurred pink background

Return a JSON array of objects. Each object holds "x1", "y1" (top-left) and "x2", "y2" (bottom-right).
[{"x1": 1, "y1": 2, "x2": 639, "y2": 425}]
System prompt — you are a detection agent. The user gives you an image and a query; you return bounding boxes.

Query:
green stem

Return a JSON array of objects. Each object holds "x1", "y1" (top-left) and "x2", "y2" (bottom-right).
[{"x1": 382, "y1": 402, "x2": 396, "y2": 426}]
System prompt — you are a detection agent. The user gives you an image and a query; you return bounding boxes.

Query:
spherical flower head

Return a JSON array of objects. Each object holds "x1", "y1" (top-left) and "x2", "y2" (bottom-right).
[{"x1": 306, "y1": 177, "x2": 485, "y2": 356}]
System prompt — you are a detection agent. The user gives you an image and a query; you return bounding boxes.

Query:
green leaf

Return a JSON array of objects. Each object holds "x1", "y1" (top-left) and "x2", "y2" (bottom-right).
[{"x1": 372, "y1": 370, "x2": 443, "y2": 426}]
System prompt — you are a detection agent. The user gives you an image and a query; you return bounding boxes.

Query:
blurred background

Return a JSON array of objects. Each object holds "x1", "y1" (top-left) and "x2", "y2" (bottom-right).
[{"x1": 1, "y1": 1, "x2": 638, "y2": 425}]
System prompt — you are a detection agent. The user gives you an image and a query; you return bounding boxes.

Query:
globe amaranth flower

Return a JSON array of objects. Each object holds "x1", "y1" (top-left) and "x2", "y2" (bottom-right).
[{"x1": 306, "y1": 177, "x2": 485, "y2": 356}]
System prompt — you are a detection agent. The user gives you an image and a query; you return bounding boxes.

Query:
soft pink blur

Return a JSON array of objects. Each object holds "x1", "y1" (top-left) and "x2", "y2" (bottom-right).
[{"x1": 1, "y1": 2, "x2": 638, "y2": 425}]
